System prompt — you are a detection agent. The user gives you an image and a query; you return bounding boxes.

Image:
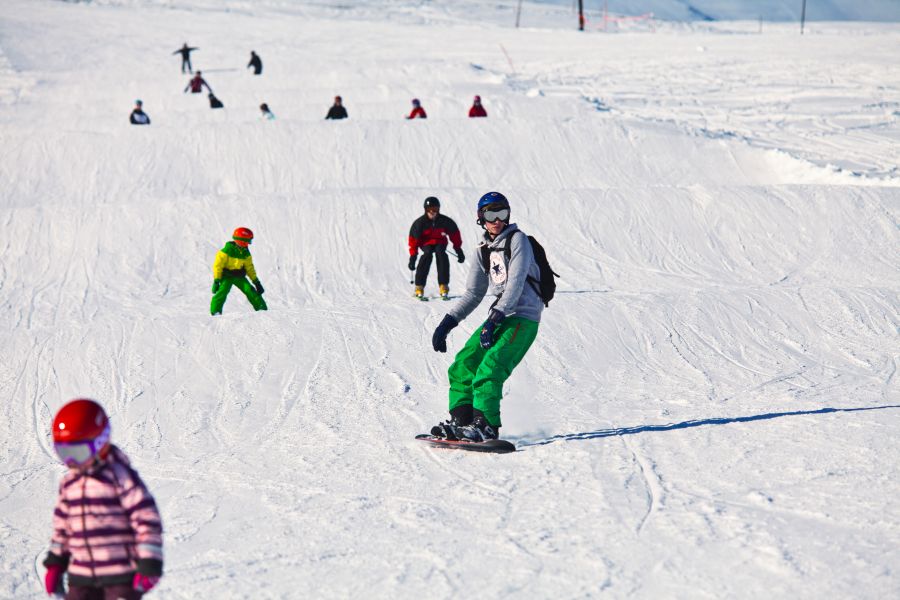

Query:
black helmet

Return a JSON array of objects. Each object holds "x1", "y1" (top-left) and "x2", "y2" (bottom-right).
[{"x1": 423, "y1": 196, "x2": 440, "y2": 210}]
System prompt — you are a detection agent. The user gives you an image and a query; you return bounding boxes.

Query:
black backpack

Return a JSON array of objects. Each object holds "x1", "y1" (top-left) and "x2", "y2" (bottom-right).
[{"x1": 480, "y1": 230, "x2": 559, "y2": 307}]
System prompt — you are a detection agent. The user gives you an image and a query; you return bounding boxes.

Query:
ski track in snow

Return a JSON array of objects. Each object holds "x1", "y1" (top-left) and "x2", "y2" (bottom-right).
[{"x1": 1, "y1": 0, "x2": 899, "y2": 598}]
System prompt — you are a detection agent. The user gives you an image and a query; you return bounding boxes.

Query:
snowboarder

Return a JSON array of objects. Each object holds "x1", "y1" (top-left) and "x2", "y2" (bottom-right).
[
  {"x1": 247, "y1": 50, "x2": 262, "y2": 75},
  {"x1": 406, "y1": 98, "x2": 427, "y2": 119},
  {"x1": 429, "y1": 192, "x2": 542, "y2": 442},
  {"x1": 129, "y1": 99, "x2": 151, "y2": 125},
  {"x1": 211, "y1": 227, "x2": 267, "y2": 315},
  {"x1": 173, "y1": 43, "x2": 197, "y2": 74},
  {"x1": 468, "y1": 95, "x2": 487, "y2": 118},
  {"x1": 325, "y1": 96, "x2": 348, "y2": 120},
  {"x1": 43, "y1": 398, "x2": 164, "y2": 599},
  {"x1": 184, "y1": 71, "x2": 211, "y2": 94},
  {"x1": 408, "y1": 196, "x2": 464, "y2": 300},
  {"x1": 208, "y1": 93, "x2": 224, "y2": 109},
  {"x1": 260, "y1": 102, "x2": 275, "y2": 120}
]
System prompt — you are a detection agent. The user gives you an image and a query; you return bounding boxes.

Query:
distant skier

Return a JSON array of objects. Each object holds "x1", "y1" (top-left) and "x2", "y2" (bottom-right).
[
  {"x1": 43, "y1": 398, "x2": 164, "y2": 598},
  {"x1": 430, "y1": 192, "x2": 542, "y2": 442},
  {"x1": 211, "y1": 227, "x2": 267, "y2": 315},
  {"x1": 260, "y1": 102, "x2": 275, "y2": 120},
  {"x1": 406, "y1": 98, "x2": 427, "y2": 119},
  {"x1": 408, "y1": 196, "x2": 464, "y2": 300},
  {"x1": 468, "y1": 95, "x2": 487, "y2": 118},
  {"x1": 184, "y1": 71, "x2": 211, "y2": 94},
  {"x1": 247, "y1": 50, "x2": 263, "y2": 75},
  {"x1": 173, "y1": 43, "x2": 197, "y2": 74},
  {"x1": 208, "y1": 93, "x2": 224, "y2": 109},
  {"x1": 129, "y1": 99, "x2": 151, "y2": 125},
  {"x1": 325, "y1": 95, "x2": 348, "y2": 120}
]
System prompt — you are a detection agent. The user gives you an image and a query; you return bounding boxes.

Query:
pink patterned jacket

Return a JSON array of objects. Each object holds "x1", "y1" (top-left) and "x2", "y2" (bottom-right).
[{"x1": 44, "y1": 445, "x2": 164, "y2": 587}]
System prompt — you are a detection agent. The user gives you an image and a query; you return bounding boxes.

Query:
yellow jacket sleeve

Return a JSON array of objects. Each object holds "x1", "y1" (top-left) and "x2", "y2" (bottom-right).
[
  {"x1": 244, "y1": 256, "x2": 258, "y2": 281},
  {"x1": 212, "y1": 251, "x2": 228, "y2": 280}
]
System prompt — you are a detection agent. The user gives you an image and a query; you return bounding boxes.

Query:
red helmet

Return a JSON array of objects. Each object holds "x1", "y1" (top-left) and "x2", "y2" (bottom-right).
[
  {"x1": 233, "y1": 227, "x2": 254, "y2": 247},
  {"x1": 52, "y1": 399, "x2": 111, "y2": 468}
]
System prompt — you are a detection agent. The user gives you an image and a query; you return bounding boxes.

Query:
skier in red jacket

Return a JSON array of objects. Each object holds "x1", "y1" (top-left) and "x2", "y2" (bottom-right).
[
  {"x1": 408, "y1": 196, "x2": 464, "y2": 300},
  {"x1": 468, "y1": 95, "x2": 487, "y2": 118},
  {"x1": 184, "y1": 71, "x2": 212, "y2": 94},
  {"x1": 406, "y1": 98, "x2": 427, "y2": 119}
]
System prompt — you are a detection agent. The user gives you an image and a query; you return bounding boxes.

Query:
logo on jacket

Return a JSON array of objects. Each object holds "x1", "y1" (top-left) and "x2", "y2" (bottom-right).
[{"x1": 489, "y1": 252, "x2": 507, "y2": 285}]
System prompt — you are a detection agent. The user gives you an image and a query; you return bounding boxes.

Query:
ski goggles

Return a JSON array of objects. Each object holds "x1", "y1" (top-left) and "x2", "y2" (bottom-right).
[
  {"x1": 54, "y1": 424, "x2": 110, "y2": 468},
  {"x1": 233, "y1": 237, "x2": 252, "y2": 244},
  {"x1": 481, "y1": 207, "x2": 509, "y2": 223}
]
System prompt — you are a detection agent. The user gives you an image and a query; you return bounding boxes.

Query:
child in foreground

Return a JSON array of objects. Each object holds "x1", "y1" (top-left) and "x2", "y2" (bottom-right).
[{"x1": 44, "y1": 398, "x2": 164, "y2": 599}]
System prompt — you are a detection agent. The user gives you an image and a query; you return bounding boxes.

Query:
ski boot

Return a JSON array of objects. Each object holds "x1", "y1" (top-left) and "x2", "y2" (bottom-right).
[
  {"x1": 414, "y1": 286, "x2": 427, "y2": 301},
  {"x1": 439, "y1": 284, "x2": 449, "y2": 300},
  {"x1": 430, "y1": 419, "x2": 464, "y2": 440},
  {"x1": 430, "y1": 406, "x2": 474, "y2": 439},
  {"x1": 455, "y1": 415, "x2": 499, "y2": 442}
]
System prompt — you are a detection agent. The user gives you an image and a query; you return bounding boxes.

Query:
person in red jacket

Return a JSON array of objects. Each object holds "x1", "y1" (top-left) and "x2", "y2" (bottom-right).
[
  {"x1": 406, "y1": 98, "x2": 427, "y2": 119},
  {"x1": 184, "y1": 71, "x2": 212, "y2": 94},
  {"x1": 469, "y1": 95, "x2": 487, "y2": 118},
  {"x1": 408, "y1": 196, "x2": 464, "y2": 300}
]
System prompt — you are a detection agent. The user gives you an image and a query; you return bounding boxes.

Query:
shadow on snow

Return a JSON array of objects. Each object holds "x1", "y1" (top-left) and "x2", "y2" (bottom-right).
[{"x1": 516, "y1": 404, "x2": 900, "y2": 448}]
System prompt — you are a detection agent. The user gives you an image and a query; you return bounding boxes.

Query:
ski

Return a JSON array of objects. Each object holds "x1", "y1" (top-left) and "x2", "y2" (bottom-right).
[{"x1": 415, "y1": 434, "x2": 516, "y2": 454}]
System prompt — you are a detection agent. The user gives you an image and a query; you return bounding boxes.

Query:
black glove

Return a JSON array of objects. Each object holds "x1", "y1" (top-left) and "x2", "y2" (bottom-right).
[
  {"x1": 480, "y1": 309, "x2": 505, "y2": 349},
  {"x1": 254, "y1": 279, "x2": 265, "y2": 295},
  {"x1": 212, "y1": 279, "x2": 221, "y2": 294},
  {"x1": 456, "y1": 247, "x2": 465, "y2": 263},
  {"x1": 408, "y1": 255, "x2": 417, "y2": 270},
  {"x1": 432, "y1": 314, "x2": 459, "y2": 353}
]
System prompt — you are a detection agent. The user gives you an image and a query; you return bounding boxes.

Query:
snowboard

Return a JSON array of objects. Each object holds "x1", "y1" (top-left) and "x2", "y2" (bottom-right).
[{"x1": 415, "y1": 434, "x2": 516, "y2": 453}]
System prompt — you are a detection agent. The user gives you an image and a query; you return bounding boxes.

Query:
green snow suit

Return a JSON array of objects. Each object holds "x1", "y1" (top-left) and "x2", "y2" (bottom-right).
[
  {"x1": 210, "y1": 276, "x2": 267, "y2": 315},
  {"x1": 210, "y1": 241, "x2": 268, "y2": 315},
  {"x1": 448, "y1": 315, "x2": 539, "y2": 427}
]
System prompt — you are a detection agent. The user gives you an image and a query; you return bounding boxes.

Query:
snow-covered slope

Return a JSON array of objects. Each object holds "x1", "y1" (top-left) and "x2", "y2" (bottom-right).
[{"x1": 1, "y1": 1, "x2": 898, "y2": 598}]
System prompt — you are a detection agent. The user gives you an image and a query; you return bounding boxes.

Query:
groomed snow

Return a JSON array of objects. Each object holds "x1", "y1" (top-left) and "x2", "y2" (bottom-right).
[{"x1": 1, "y1": 1, "x2": 898, "y2": 598}]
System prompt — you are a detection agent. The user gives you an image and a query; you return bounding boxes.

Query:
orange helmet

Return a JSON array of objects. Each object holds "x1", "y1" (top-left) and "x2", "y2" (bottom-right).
[
  {"x1": 233, "y1": 227, "x2": 254, "y2": 247},
  {"x1": 52, "y1": 399, "x2": 111, "y2": 468}
]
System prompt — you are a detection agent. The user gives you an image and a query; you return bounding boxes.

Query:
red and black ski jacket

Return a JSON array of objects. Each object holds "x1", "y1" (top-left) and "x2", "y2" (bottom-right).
[{"x1": 408, "y1": 213, "x2": 463, "y2": 256}]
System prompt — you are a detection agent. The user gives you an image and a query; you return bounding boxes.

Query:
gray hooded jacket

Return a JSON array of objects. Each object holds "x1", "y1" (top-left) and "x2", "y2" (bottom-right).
[{"x1": 448, "y1": 223, "x2": 544, "y2": 324}]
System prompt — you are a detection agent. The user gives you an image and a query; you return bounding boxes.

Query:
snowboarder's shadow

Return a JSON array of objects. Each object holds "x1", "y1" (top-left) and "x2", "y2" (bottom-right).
[{"x1": 515, "y1": 404, "x2": 900, "y2": 448}]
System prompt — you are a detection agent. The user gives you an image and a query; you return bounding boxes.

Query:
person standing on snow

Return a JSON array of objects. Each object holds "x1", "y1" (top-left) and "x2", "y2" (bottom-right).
[
  {"x1": 408, "y1": 196, "x2": 464, "y2": 300},
  {"x1": 129, "y1": 99, "x2": 151, "y2": 125},
  {"x1": 429, "y1": 192, "x2": 542, "y2": 442},
  {"x1": 173, "y1": 43, "x2": 197, "y2": 74},
  {"x1": 406, "y1": 98, "x2": 427, "y2": 119},
  {"x1": 184, "y1": 71, "x2": 211, "y2": 94},
  {"x1": 211, "y1": 227, "x2": 267, "y2": 315},
  {"x1": 468, "y1": 95, "x2": 487, "y2": 118},
  {"x1": 247, "y1": 51, "x2": 263, "y2": 75},
  {"x1": 260, "y1": 103, "x2": 275, "y2": 120},
  {"x1": 325, "y1": 96, "x2": 348, "y2": 120},
  {"x1": 43, "y1": 398, "x2": 164, "y2": 599}
]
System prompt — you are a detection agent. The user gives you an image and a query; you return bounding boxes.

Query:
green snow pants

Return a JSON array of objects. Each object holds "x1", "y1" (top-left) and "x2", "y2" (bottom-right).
[
  {"x1": 448, "y1": 316, "x2": 539, "y2": 428},
  {"x1": 210, "y1": 276, "x2": 268, "y2": 315}
]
